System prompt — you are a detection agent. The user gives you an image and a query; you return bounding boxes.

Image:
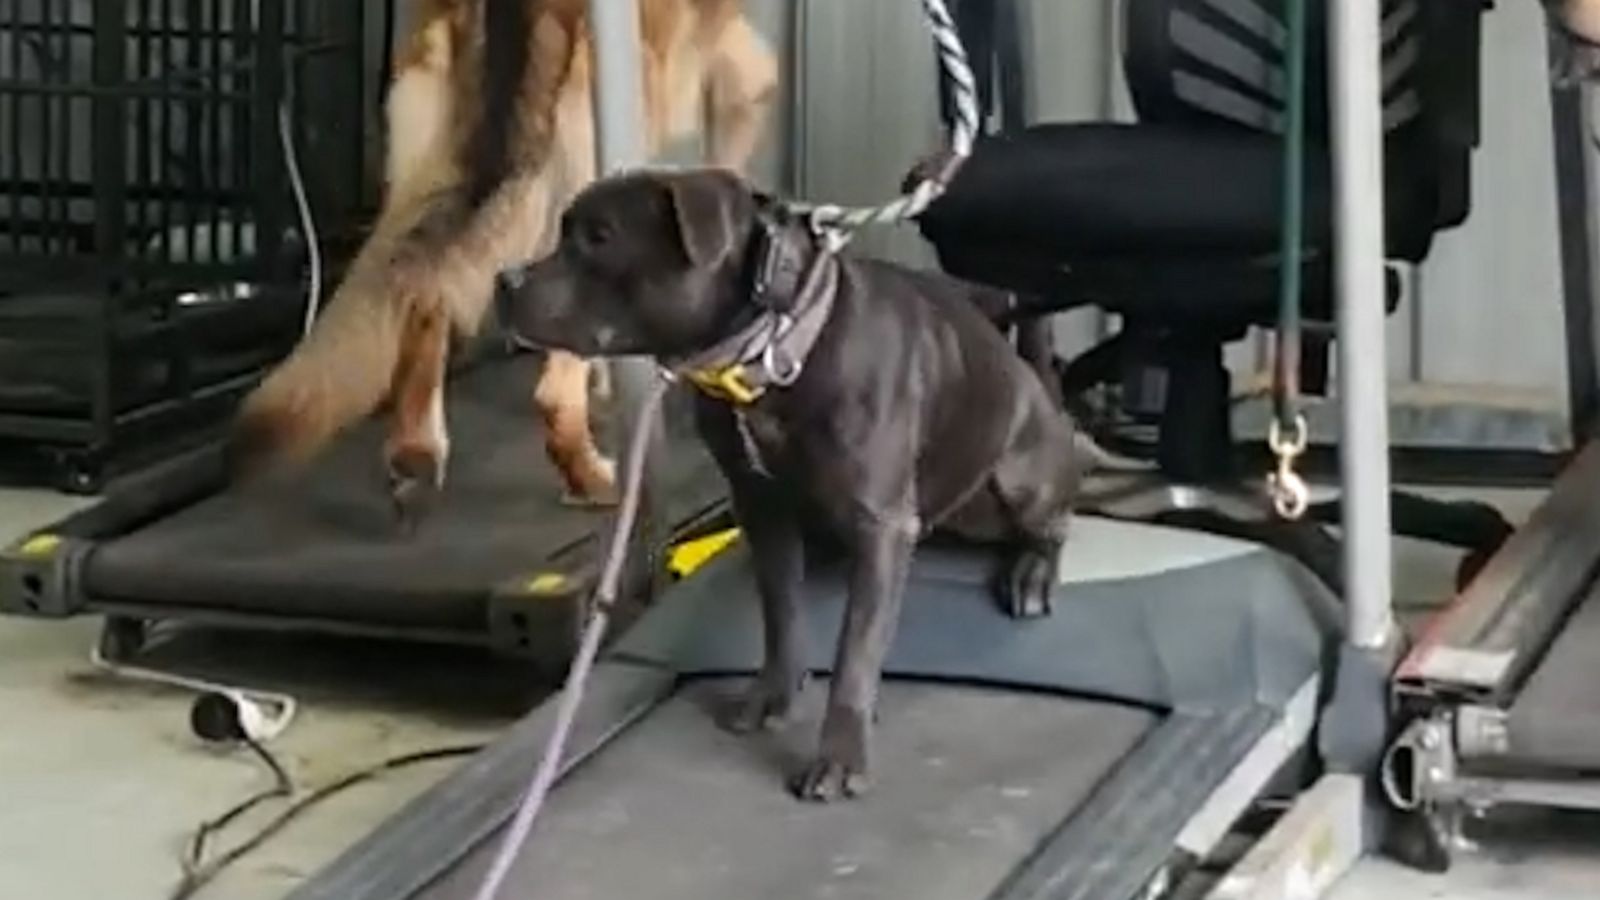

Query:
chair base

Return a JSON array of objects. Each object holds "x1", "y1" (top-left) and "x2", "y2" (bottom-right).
[{"x1": 1079, "y1": 474, "x2": 1514, "y2": 597}]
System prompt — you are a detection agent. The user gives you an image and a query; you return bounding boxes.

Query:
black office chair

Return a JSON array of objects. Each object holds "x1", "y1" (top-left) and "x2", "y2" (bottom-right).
[{"x1": 914, "y1": 0, "x2": 1512, "y2": 590}]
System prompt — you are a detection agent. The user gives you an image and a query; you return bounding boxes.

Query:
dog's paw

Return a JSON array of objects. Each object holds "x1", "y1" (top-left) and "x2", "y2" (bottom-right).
[
  {"x1": 790, "y1": 707, "x2": 871, "y2": 802},
  {"x1": 721, "y1": 672, "x2": 807, "y2": 734},
  {"x1": 790, "y1": 758, "x2": 871, "y2": 803},
  {"x1": 560, "y1": 455, "x2": 620, "y2": 508},
  {"x1": 387, "y1": 447, "x2": 444, "y2": 535},
  {"x1": 1001, "y1": 548, "x2": 1057, "y2": 619}
]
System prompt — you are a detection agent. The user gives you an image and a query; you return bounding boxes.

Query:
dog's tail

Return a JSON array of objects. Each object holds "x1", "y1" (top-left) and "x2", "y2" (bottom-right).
[
  {"x1": 230, "y1": 230, "x2": 416, "y2": 473},
  {"x1": 230, "y1": 0, "x2": 575, "y2": 475}
]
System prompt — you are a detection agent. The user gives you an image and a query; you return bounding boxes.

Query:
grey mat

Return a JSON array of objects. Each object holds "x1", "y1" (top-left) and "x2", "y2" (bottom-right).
[
  {"x1": 80, "y1": 352, "x2": 722, "y2": 630},
  {"x1": 419, "y1": 679, "x2": 1155, "y2": 900},
  {"x1": 1507, "y1": 576, "x2": 1600, "y2": 771}
]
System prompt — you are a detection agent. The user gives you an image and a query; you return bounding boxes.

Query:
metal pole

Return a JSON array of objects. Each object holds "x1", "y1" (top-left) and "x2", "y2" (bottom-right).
[
  {"x1": 1330, "y1": 0, "x2": 1395, "y2": 649},
  {"x1": 587, "y1": 0, "x2": 668, "y2": 560},
  {"x1": 1550, "y1": 69, "x2": 1600, "y2": 443},
  {"x1": 587, "y1": 0, "x2": 647, "y2": 170}
]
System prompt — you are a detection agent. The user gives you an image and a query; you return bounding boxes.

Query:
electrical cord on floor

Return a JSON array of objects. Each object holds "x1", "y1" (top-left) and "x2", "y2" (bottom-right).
[
  {"x1": 278, "y1": 99, "x2": 324, "y2": 336},
  {"x1": 179, "y1": 737, "x2": 294, "y2": 886},
  {"x1": 169, "y1": 740, "x2": 487, "y2": 900}
]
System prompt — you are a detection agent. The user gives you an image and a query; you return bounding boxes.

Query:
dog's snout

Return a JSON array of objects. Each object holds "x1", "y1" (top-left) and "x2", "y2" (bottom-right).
[{"x1": 494, "y1": 267, "x2": 525, "y2": 325}]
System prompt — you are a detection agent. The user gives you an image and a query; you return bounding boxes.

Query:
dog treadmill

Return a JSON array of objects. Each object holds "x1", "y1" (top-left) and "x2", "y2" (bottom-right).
[
  {"x1": 0, "y1": 348, "x2": 727, "y2": 658},
  {"x1": 287, "y1": 517, "x2": 1335, "y2": 900}
]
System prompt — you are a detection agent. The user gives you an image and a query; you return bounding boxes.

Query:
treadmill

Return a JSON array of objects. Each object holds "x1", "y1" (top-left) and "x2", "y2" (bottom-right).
[
  {"x1": 1382, "y1": 40, "x2": 1600, "y2": 869},
  {"x1": 288, "y1": 517, "x2": 1335, "y2": 900},
  {"x1": 0, "y1": 346, "x2": 728, "y2": 661}
]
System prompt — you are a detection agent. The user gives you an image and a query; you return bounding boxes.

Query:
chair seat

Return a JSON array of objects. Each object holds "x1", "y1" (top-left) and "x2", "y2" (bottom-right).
[{"x1": 917, "y1": 123, "x2": 1433, "y2": 263}]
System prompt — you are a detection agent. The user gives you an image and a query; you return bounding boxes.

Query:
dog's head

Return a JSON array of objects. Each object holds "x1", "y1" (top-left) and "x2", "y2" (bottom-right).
[{"x1": 495, "y1": 168, "x2": 761, "y2": 359}]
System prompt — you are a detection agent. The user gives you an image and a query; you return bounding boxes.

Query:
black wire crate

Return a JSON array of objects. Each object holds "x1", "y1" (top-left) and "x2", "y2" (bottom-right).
[{"x1": 0, "y1": 0, "x2": 370, "y2": 492}]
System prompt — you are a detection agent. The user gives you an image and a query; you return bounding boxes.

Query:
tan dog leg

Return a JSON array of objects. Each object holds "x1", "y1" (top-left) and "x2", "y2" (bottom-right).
[
  {"x1": 385, "y1": 304, "x2": 452, "y2": 529},
  {"x1": 536, "y1": 350, "x2": 618, "y2": 505},
  {"x1": 706, "y1": 15, "x2": 780, "y2": 169}
]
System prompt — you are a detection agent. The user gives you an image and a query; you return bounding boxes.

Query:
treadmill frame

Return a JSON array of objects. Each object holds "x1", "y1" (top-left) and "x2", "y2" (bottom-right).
[{"x1": 0, "y1": 431, "x2": 732, "y2": 661}]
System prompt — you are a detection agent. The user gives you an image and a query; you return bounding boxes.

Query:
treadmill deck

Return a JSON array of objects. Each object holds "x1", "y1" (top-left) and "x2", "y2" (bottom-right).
[
  {"x1": 9, "y1": 352, "x2": 722, "y2": 637},
  {"x1": 422, "y1": 679, "x2": 1155, "y2": 900}
]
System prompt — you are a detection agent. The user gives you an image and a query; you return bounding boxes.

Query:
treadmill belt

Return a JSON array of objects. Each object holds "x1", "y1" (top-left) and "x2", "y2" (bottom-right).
[
  {"x1": 1507, "y1": 576, "x2": 1600, "y2": 771},
  {"x1": 81, "y1": 353, "x2": 720, "y2": 631},
  {"x1": 420, "y1": 679, "x2": 1156, "y2": 900}
]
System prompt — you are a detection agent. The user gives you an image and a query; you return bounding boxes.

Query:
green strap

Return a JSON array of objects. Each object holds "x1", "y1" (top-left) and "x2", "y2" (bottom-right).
[{"x1": 1274, "y1": 0, "x2": 1309, "y2": 431}]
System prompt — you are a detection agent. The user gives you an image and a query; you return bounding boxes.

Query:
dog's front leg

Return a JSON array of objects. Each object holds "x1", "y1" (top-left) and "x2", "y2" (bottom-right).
[
  {"x1": 792, "y1": 516, "x2": 916, "y2": 802},
  {"x1": 723, "y1": 485, "x2": 808, "y2": 734},
  {"x1": 693, "y1": 402, "x2": 809, "y2": 732}
]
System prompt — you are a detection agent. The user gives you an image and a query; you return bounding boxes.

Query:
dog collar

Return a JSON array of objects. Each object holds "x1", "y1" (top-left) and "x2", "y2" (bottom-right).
[{"x1": 668, "y1": 218, "x2": 842, "y2": 406}]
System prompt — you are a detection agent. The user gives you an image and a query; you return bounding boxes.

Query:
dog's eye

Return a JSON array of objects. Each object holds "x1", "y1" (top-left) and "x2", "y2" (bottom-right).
[{"x1": 580, "y1": 221, "x2": 614, "y2": 248}]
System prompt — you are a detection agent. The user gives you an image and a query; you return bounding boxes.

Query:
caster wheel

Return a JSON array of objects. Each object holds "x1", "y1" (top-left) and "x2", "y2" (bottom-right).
[{"x1": 100, "y1": 616, "x2": 148, "y2": 661}]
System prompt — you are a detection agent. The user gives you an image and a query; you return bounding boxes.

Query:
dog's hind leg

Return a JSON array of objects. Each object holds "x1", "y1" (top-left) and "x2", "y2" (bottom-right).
[
  {"x1": 959, "y1": 416, "x2": 1080, "y2": 620},
  {"x1": 385, "y1": 303, "x2": 452, "y2": 532}
]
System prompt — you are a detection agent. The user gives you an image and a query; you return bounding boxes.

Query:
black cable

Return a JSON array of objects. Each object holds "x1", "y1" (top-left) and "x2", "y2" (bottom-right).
[{"x1": 169, "y1": 742, "x2": 487, "y2": 900}]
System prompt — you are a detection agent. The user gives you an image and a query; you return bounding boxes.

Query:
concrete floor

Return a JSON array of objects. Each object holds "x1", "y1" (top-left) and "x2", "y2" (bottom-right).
[
  {"x1": 0, "y1": 484, "x2": 1597, "y2": 899},
  {"x1": 0, "y1": 489, "x2": 531, "y2": 900}
]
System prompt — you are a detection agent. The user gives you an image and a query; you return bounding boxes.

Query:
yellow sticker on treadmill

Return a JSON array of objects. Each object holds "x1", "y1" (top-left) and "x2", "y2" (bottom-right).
[
  {"x1": 17, "y1": 534, "x2": 61, "y2": 557},
  {"x1": 526, "y1": 573, "x2": 569, "y2": 596}
]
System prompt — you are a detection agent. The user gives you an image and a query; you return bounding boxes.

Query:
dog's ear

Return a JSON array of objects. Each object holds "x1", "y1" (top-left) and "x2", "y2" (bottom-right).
[{"x1": 665, "y1": 170, "x2": 751, "y2": 268}]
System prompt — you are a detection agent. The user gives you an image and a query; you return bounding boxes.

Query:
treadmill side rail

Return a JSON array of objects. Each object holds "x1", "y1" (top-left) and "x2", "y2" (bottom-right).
[
  {"x1": 992, "y1": 705, "x2": 1277, "y2": 900},
  {"x1": 1398, "y1": 440, "x2": 1600, "y2": 699},
  {"x1": 286, "y1": 661, "x2": 677, "y2": 900}
]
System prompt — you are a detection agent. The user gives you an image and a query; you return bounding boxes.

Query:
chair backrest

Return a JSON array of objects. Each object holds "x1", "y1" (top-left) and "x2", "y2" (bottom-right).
[{"x1": 1122, "y1": 0, "x2": 1488, "y2": 239}]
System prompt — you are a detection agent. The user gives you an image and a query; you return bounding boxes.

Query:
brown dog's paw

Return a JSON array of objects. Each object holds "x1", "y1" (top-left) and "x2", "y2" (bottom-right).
[
  {"x1": 387, "y1": 446, "x2": 444, "y2": 535},
  {"x1": 559, "y1": 455, "x2": 620, "y2": 508},
  {"x1": 721, "y1": 672, "x2": 807, "y2": 734},
  {"x1": 1000, "y1": 548, "x2": 1058, "y2": 619}
]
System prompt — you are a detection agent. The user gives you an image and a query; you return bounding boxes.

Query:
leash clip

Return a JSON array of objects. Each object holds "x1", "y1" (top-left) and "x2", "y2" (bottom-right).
[
  {"x1": 762, "y1": 314, "x2": 803, "y2": 387},
  {"x1": 806, "y1": 211, "x2": 851, "y2": 254},
  {"x1": 1267, "y1": 414, "x2": 1310, "y2": 520}
]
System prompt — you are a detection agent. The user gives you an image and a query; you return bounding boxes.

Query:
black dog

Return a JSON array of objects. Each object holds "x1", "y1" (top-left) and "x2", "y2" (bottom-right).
[{"x1": 495, "y1": 168, "x2": 1081, "y2": 801}]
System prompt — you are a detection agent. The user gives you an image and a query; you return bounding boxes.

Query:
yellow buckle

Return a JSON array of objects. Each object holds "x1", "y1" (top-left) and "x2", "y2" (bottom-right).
[{"x1": 687, "y1": 365, "x2": 763, "y2": 405}]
